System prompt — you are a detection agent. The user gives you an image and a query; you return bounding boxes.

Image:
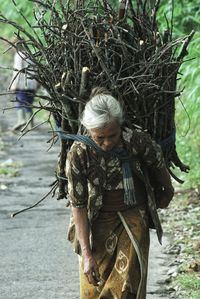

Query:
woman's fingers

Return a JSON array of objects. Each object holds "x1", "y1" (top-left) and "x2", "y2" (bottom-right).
[
  {"x1": 86, "y1": 270, "x2": 100, "y2": 286},
  {"x1": 94, "y1": 268, "x2": 101, "y2": 281},
  {"x1": 83, "y1": 257, "x2": 101, "y2": 286}
]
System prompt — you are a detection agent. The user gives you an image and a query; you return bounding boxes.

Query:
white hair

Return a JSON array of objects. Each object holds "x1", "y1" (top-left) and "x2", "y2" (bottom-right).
[{"x1": 80, "y1": 93, "x2": 123, "y2": 129}]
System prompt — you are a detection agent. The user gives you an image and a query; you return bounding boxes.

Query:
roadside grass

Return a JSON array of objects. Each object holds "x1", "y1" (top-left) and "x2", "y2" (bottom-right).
[
  {"x1": 176, "y1": 273, "x2": 200, "y2": 299},
  {"x1": 161, "y1": 188, "x2": 200, "y2": 299},
  {"x1": 0, "y1": 160, "x2": 22, "y2": 177}
]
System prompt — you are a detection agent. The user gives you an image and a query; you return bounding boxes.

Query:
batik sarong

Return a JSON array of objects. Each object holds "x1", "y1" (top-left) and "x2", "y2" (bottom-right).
[{"x1": 79, "y1": 206, "x2": 149, "y2": 299}]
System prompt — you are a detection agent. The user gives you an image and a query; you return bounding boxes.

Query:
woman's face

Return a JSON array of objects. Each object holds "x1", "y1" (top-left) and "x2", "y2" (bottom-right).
[{"x1": 89, "y1": 121, "x2": 121, "y2": 152}]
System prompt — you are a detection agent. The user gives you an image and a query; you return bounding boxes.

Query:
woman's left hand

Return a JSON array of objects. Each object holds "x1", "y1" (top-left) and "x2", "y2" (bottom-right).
[{"x1": 83, "y1": 254, "x2": 100, "y2": 286}]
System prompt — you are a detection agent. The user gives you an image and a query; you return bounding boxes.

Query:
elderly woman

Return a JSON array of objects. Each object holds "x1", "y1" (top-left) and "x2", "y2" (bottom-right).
[{"x1": 65, "y1": 87, "x2": 174, "y2": 299}]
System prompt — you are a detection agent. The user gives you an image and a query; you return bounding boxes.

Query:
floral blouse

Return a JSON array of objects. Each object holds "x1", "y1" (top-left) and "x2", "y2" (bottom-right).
[
  {"x1": 65, "y1": 127, "x2": 167, "y2": 252},
  {"x1": 66, "y1": 127, "x2": 164, "y2": 220}
]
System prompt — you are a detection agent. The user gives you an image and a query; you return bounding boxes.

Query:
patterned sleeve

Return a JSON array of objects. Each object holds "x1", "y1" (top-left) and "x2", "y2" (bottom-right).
[
  {"x1": 65, "y1": 143, "x2": 88, "y2": 208},
  {"x1": 133, "y1": 131, "x2": 165, "y2": 169}
]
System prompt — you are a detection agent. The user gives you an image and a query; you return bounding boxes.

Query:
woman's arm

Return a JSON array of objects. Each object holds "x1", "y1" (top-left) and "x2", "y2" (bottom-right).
[
  {"x1": 66, "y1": 144, "x2": 100, "y2": 284},
  {"x1": 72, "y1": 207, "x2": 100, "y2": 286},
  {"x1": 72, "y1": 207, "x2": 91, "y2": 257}
]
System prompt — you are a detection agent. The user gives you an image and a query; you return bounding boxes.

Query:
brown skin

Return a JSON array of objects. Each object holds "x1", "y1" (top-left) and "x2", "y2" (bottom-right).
[
  {"x1": 72, "y1": 121, "x2": 122, "y2": 286},
  {"x1": 89, "y1": 121, "x2": 122, "y2": 151},
  {"x1": 72, "y1": 207, "x2": 100, "y2": 286}
]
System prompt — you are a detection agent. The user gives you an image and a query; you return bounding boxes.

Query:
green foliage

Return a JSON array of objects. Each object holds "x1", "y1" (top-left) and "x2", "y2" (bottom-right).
[
  {"x1": 176, "y1": 273, "x2": 200, "y2": 299},
  {"x1": 176, "y1": 37, "x2": 200, "y2": 188},
  {"x1": 0, "y1": 167, "x2": 20, "y2": 177},
  {"x1": 157, "y1": 0, "x2": 200, "y2": 35},
  {"x1": 0, "y1": 160, "x2": 22, "y2": 177},
  {"x1": 157, "y1": 1, "x2": 200, "y2": 188},
  {"x1": 0, "y1": 0, "x2": 35, "y2": 39}
]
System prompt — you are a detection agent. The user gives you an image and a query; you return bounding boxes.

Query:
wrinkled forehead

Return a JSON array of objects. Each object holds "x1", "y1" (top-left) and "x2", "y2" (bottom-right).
[{"x1": 89, "y1": 121, "x2": 121, "y2": 137}]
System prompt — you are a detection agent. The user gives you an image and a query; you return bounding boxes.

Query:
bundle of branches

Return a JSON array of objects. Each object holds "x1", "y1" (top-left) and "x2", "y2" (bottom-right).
[{"x1": 0, "y1": 0, "x2": 194, "y2": 200}]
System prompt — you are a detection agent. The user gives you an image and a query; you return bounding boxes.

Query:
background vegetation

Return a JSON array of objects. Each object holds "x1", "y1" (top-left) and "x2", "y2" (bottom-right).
[
  {"x1": 157, "y1": 0, "x2": 200, "y2": 190},
  {"x1": 156, "y1": 3, "x2": 200, "y2": 298}
]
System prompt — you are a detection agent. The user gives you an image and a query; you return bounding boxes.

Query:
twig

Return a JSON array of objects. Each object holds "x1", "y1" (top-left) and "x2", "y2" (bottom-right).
[{"x1": 11, "y1": 184, "x2": 57, "y2": 218}]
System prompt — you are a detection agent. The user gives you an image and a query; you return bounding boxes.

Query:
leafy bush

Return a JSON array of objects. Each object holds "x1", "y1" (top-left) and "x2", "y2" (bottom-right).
[
  {"x1": 0, "y1": 0, "x2": 34, "y2": 38},
  {"x1": 176, "y1": 273, "x2": 200, "y2": 299},
  {"x1": 157, "y1": 1, "x2": 200, "y2": 188}
]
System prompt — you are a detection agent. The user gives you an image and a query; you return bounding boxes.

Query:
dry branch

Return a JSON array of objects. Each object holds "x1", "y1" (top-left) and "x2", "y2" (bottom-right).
[{"x1": 0, "y1": 0, "x2": 193, "y2": 200}]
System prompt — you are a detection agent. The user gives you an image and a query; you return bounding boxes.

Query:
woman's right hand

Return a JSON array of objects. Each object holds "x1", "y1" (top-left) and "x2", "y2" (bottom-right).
[
  {"x1": 71, "y1": 207, "x2": 100, "y2": 285},
  {"x1": 83, "y1": 254, "x2": 100, "y2": 286}
]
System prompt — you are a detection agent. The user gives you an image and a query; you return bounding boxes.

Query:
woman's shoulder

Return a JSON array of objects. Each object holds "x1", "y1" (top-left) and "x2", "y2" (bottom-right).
[
  {"x1": 67, "y1": 141, "x2": 89, "y2": 169},
  {"x1": 68, "y1": 141, "x2": 87, "y2": 156}
]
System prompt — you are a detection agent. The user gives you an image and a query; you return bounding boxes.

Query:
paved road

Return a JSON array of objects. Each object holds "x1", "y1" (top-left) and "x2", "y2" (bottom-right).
[{"x1": 0, "y1": 103, "x2": 172, "y2": 299}]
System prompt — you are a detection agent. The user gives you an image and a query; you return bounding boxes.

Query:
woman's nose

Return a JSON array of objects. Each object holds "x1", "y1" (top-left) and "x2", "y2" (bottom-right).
[{"x1": 103, "y1": 139, "x2": 113, "y2": 149}]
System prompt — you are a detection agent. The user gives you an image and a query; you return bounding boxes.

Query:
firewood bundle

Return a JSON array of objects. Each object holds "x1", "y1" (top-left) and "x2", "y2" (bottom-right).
[{"x1": 0, "y1": 0, "x2": 194, "y2": 199}]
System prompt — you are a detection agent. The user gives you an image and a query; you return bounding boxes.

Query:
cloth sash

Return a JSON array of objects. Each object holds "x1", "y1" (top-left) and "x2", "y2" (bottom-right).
[{"x1": 57, "y1": 129, "x2": 136, "y2": 206}]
